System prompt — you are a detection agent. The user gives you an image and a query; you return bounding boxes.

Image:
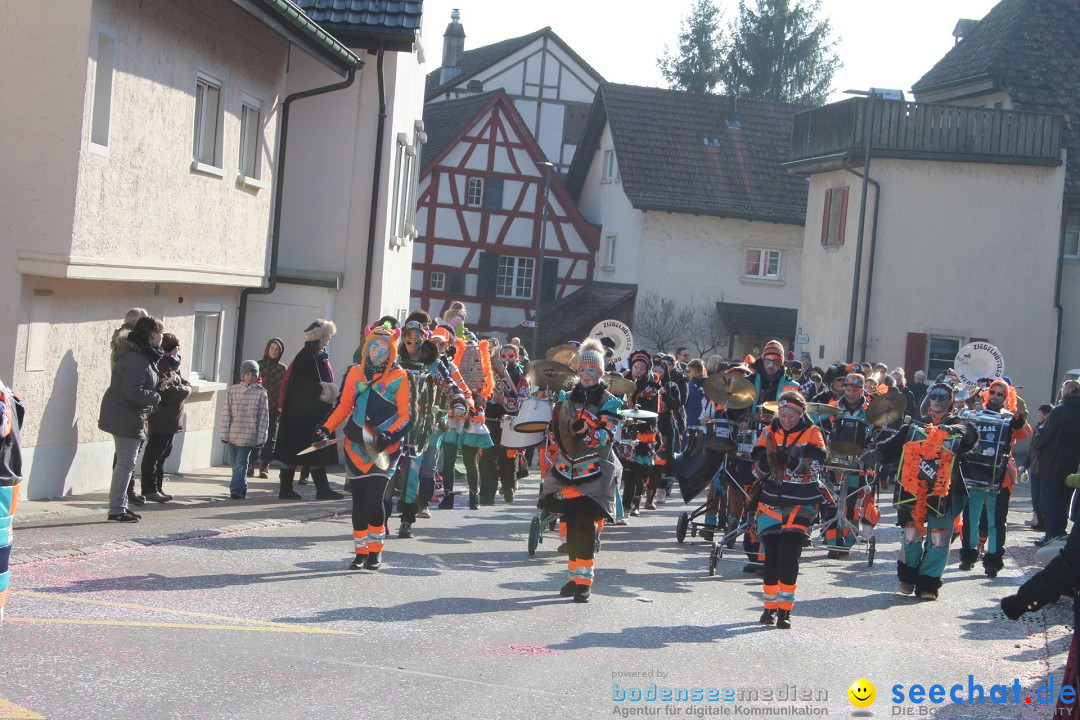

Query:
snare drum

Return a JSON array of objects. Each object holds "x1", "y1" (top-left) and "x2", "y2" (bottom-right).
[
  {"x1": 705, "y1": 419, "x2": 738, "y2": 452},
  {"x1": 830, "y1": 416, "x2": 870, "y2": 457},
  {"x1": 513, "y1": 395, "x2": 554, "y2": 433},
  {"x1": 499, "y1": 415, "x2": 545, "y2": 449},
  {"x1": 736, "y1": 426, "x2": 759, "y2": 460}
]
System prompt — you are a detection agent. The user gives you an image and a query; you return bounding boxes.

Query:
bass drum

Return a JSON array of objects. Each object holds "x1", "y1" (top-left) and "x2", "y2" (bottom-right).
[
  {"x1": 513, "y1": 395, "x2": 554, "y2": 433},
  {"x1": 499, "y1": 415, "x2": 545, "y2": 450}
]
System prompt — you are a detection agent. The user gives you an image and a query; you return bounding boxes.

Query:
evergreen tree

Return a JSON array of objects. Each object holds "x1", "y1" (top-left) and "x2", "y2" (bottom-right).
[
  {"x1": 725, "y1": 0, "x2": 840, "y2": 105},
  {"x1": 657, "y1": 0, "x2": 728, "y2": 94}
]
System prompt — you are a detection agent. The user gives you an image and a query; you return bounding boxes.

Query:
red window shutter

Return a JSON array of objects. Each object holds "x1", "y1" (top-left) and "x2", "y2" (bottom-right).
[
  {"x1": 905, "y1": 332, "x2": 928, "y2": 374},
  {"x1": 820, "y1": 188, "x2": 833, "y2": 246},
  {"x1": 836, "y1": 187, "x2": 849, "y2": 247},
  {"x1": 969, "y1": 337, "x2": 988, "y2": 343}
]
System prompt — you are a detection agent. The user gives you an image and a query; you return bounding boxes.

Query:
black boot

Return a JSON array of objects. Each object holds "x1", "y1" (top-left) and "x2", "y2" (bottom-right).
[
  {"x1": 775, "y1": 609, "x2": 791, "y2": 629},
  {"x1": 468, "y1": 492, "x2": 480, "y2": 510},
  {"x1": 573, "y1": 585, "x2": 591, "y2": 603},
  {"x1": 560, "y1": 581, "x2": 578, "y2": 597},
  {"x1": 279, "y1": 468, "x2": 301, "y2": 499},
  {"x1": 759, "y1": 609, "x2": 776, "y2": 625},
  {"x1": 364, "y1": 551, "x2": 382, "y2": 570},
  {"x1": 312, "y1": 469, "x2": 344, "y2": 500}
]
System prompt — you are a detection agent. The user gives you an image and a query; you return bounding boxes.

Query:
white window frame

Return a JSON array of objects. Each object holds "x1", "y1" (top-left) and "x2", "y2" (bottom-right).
[
  {"x1": 602, "y1": 235, "x2": 617, "y2": 270},
  {"x1": 89, "y1": 27, "x2": 117, "y2": 155},
  {"x1": 495, "y1": 256, "x2": 535, "y2": 299},
  {"x1": 192, "y1": 71, "x2": 224, "y2": 175},
  {"x1": 602, "y1": 149, "x2": 618, "y2": 182},
  {"x1": 430, "y1": 271, "x2": 446, "y2": 291},
  {"x1": 744, "y1": 247, "x2": 782, "y2": 280},
  {"x1": 237, "y1": 95, "x2": 264, "y2": 186},
  {"x1": 190, "y1": 303, "x2": 223, "y2": 381},
  {"x1": 467, "y1": 177, "x2": 484, "y2": 207},
  {"x1": 1064, "y1": 206, "x2": 1080, "y2": 260}
]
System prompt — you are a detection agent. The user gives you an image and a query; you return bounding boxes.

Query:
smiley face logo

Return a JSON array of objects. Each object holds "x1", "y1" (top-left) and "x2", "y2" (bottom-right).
[{"x1": 848, "y1": 678, "x2": 876, "y2": 708}]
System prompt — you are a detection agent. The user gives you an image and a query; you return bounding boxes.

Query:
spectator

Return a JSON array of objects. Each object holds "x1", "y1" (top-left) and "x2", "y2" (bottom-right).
[
  {"x1": 684, "y1": 359, "x2": 709, "y2": 430},
  {"x1": 109, "y1": 307, "x2": 148, "y2": 505},
  {"x1": 1031, "y1": 380, "x2": 1080, "y2": 545},
  {"x1": 909, "y1": 370, "x2": 929, "y2": 407},
  {"x1": 98, "y1": 316, "x2": 164, "y2": 523},
  {"x1": 220, "y1": 360, "x2": 269, "y2": 499},
  {"x1": 140, "y1": 334, "x2": 190, "y2": 503},
  {"x1": 254, "y1": 338, "x2": 287, "y2": 479},
  {"x1": 1023, "y1": 404, "x2": 1054, "y2": 532},
  {"x1": 705, "y1": 355, "x2": 725, "y2": 375},
  {"x1": 892, "y1": 367, "x2": 918, "y2": 418},
  {"x1": 0, "y1": 375, "x2": 25, "y2": 623},
  {"x1": 675, "y1": 347, "x2": 691, "y2": 366}
]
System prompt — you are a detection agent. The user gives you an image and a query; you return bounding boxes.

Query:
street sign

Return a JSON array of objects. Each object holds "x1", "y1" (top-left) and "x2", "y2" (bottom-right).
[
  {"x1": 520, "y1": 320, "x2": 537, "y2": 328},
  {"x1": 795, "y1": 333, "x2": 810, "y2": 345}
]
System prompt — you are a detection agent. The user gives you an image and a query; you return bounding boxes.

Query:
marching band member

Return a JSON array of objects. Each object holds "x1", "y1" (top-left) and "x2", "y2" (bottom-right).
[
  {"x1": 752, "y1": 340, "x2": 801, "y2": 406},
  {"x1": 750, "y1": 390, "x2": 828, "y2": 629},
  {"x1": 620, "y1": 351, "x2": 660, "y2": 516},
  {"x1": 479, "y1": 342, "x2": 528, "y2": 504},
  {"x1": 812, "y1": 363, "x2": 850, "y2": 405},
  {"x1": 958, "y1": 378, "x2": 1028, "y2": 578},
  {"x1": 861, "y1": 382, "x2": 977, "y2": 600},
  {"x1": 539, "y1": 339, "x2": 623, "y2": 603},
  {"x1": 645, "y1": 355, "x2": 681, "y2": 509},
  {"x1": 317, "y1": 324, "x2": 410, "y2": 571},
  {"x1": 440, "y1": 337, "x2": 495, "y2": 510}
]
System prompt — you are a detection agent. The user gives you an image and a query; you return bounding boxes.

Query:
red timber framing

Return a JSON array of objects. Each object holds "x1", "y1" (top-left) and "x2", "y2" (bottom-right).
[{"x1": 412, "y1": 91, "x2": 599, "y2": 336}]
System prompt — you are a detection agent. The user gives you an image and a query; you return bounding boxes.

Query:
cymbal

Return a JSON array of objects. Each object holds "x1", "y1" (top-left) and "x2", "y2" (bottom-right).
[
  {"x1": 743, "y1": 401, "x2": 779, "y2": 422},
  {"x1": 805, "y1": 402, "x2": 843, "y2": 419},
  {"x1": 297, "y1": 438, "x2": 339, "y2": 455},
  {"x1": 604, "y1": 374, "x2": 636, "y2": 396},
  {"x1": 866, "y1": 392, "x2": 907, "y2": 427},
  {"x1": 619, "y1": 408, "x2": 659, "y2": 420},
  {"x1": 954, "y1": 384, "x2": 981, "y2": 403},
  {"x1": 524, "y1": 360, "x2": 575, "y2": 391},
  {"x1": 702, "y1": 372, "x2": 758, "y2": 409},
  {"x1": 545, "y1": 344, "x2": 578, "y2": 366}
]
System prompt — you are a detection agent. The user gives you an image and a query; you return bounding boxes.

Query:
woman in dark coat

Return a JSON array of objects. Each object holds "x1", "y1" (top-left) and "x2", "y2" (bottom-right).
[
  {"x1": 275, "y1": 320, "x2": 343, "y2": 500},
  {"x1": 255, "y1": 337, "x2": 287, "y2": 478},
  {"x1": 98, "y1": 316, "x2": 163, "y2": 522},
  {"x1": 141, "y1": 333, "x2": 190, "y2": 502}
]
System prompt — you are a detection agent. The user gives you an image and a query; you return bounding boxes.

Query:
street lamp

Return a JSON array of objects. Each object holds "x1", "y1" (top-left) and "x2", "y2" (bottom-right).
[{"x1": 532, "y1": 161, "x2": 554, "y2": 359}]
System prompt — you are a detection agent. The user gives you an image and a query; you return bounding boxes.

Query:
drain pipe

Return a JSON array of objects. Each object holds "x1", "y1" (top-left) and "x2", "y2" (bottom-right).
[
  {"x1": 845, "y1": 164, "x2": 882, "y2": 363},
  {"x1": 360, "y1": 43, "x2": 387, "y2": 328},
  {"x1": 1050, "y1": 206, "x2": 1067, "y2": 401},
  {"x1": 233, "y1": 64, "x2": 358, "y2": 381},
  {"x1": 845, "y1": 93, "x2": 876, "y2": 363}
]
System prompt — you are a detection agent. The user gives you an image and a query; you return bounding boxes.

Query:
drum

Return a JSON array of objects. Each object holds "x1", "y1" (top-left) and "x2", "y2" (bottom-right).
[
  {"x1": 960, "y1": 409, "x2": 1014, "y2": 490},
  {"x1": 830, "y1": 417, "x2": 870, "y2": 456},
  {"x1": 704, "y1": 419, "x2": 737, "y2": 452},
  {"x1": 513, "y1": 395, "x2": 554, "y2": 433},
  {"x1": 499, "y1": 415, "x2": 544, "y2": 450},
  {"x1": 736, "y1": 426, "x2": 759, "y2": 460}
]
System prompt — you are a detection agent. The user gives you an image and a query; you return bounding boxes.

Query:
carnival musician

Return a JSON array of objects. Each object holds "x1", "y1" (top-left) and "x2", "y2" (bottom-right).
[
  {"x1": 812, "y1": 363, "x2": 850, "y2": 405},
  {"x1": 861, "y1": 382, "x2": 978, "y2": 600},
  {"x1": 479, "y1": 341, "x2": 528, "y2": 505},
  {"x1": 539, "y1": 339, "x2": 623, "y2": 603},
  {"x1": 958, "y1": 377, "x2": 1028, "y2": 578},
  {"x1": 619, "y1": 351, "x2": 660, "y2": 516},
  {"x1": 645, "y1": 355, "x2": 682, "y2": 508},
  {"x1": 818, "y1": 373, "x2": 879, "y2": 557},
  {"x1": 750, "y1": 390, "x2": 828, "y2": 630},
  {"x1": 430, "y1": 326, "x2": 477, "y2": 509},
  {"x1": 752, "y1": 340, "x2": 801, "y2": 406}
]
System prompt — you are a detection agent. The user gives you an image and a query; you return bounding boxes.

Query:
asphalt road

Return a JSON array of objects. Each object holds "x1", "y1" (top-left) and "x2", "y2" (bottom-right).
[{"x1": 0, "y1": 480, "x2": 1071, "y2": 720}]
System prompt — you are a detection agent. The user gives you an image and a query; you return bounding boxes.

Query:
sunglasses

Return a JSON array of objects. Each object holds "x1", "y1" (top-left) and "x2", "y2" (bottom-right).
[
  {"x1": 928, "y1": 392, "x2": 951, "y2": 401},
  {"x1": 988, "y1": 391, "x2": 1006, "y2": 398},
  {"x1": 404, "y1": 338, "x2": 425, "y2": 345}
]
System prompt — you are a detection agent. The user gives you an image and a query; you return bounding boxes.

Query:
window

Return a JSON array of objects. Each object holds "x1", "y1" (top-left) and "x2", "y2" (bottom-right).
[
  {"x1": 562, "y1": 102, "x2": 591, "y2": 145},
  {"x1": 496, "y1": 256, "x2": 535, "y2": 299},
  {"x1": 602, "y1": 149, "x2": 618, "y2": 182},
  {"x1": 467, "y1": 177, "x2": 484, "y2": 206},
  {"x1": 820, "y1": 186, "x2": 849, "y2": 247},
  {"x1": 744, "y1": 248, "x2": 781, "y2": 280},
  {"x1": 192, "y1": 74, "x2": 223, "y2": 167},
  {"x1": 238, "y1": 98, "x2": 262, "y2": 179},
  {"x1": 191, "y1": 306, "x2": 221, "y2": 381},
  {"x1": 602, "y1": 235, "x2": 617, "y2": 269},
  {"x1": 926, "y1": 336, "x2": 961, "y2": 383},
  {"x1": 430, "y1": 271, "x2": 446, "y2": 291},
  {"x1": 90, "y1": 31, "x2": 115, "y2": 150},
  {"x1": 388, "y1": 124, "x2": 426, "y2": 247},
  {"x1": 1065, "y1": 206, "x2": 1080, "y2": 259},
  {"x1": 484, "y1": 177, "x2": 504, "y2": 210}
]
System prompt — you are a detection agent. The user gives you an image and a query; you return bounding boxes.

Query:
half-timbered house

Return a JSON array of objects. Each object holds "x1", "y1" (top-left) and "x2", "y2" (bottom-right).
[{"x1": 412, "y1": 91, "x2": 599, "y2": 347}]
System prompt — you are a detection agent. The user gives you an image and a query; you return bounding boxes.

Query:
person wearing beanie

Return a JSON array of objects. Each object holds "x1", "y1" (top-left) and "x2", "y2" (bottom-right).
[
  {"x1": 275, "y1": 319, "x2": 344, "y2": 500},
  {"x1": 751, "y1": 340, "x2": 800, "y2": 408},
  {"x1": 618, "y1": 351, "x2": 661, "y2": 517},
  {"x1": 479, "y1": 341, "x2": 529, "y2": 505},
  {"x1": 539, "y1": 338, "x2": 624, "y2": 603},
  {"x1": 428, "y1": 327, "x2": 476, "y2": 509},
  {"x1": 812, "y1": 363, "x2": 849, "y2": 405},
  {"x1": 860, "y1": 382, "x2": 977, "y2": 600},
  {"x1": 316, "y1": 324, "x2": 410, "y2": 570},
  {"x1": 255, "y1": 338, "x2": 287, "y2": 479},
  {"x1": 643, "y1": 354, "x2": 682, "y2": 509},
  {"x1": 958, "y1": 378, "x2": 1029, "y2": 577},
  {"x1": 750, "y1": 390, "x2": 827, "y2": 629},
  {"x1": 817, "y1": 373, "x2": 878, "y2": 558},
  {"x1": 141, "y1": 333, "x2": 191, "y2": 502},
  {"x1": 219, "y1": 360, "x2": 269, "y2": 499}
]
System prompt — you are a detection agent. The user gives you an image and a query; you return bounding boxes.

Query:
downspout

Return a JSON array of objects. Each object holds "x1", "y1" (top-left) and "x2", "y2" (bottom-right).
[
  {"x1": 1050, "y1": 204, "x2": 1067, "y2": 401},
  {"x1": 360, "y1": 44, "x2": 387, "y2": 327},
  {"x1": 845, "y1": 94, "x2": 875, "y2": 362},
  {"x1": 233, "y1": 63, "x2": 358, "y2": 381},
  {"x1": 845, "y1": 163, "x2": 881, "y2": 363}
]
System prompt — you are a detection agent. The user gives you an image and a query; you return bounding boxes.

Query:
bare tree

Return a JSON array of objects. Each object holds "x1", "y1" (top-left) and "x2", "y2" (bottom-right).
[
  {"x1": 685, "y1": 297, "x2": 730, "y2": 358},
  {"x1": 633, "y1": 293, "x2": 693, "y2": 353}
]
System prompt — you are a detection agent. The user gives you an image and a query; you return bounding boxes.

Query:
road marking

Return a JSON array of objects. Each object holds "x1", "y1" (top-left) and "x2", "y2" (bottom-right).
[
  {"x1": 0, "y1": 696, "x2": 46, "y2": 719},
  {"x1": 5, "y1": 617, "x2": 360, "y2": 635}
]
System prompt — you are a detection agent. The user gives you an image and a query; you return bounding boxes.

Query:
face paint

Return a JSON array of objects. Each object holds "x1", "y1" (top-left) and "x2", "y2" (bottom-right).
[
  {"x1": 777, "y1": 406, "x2": 802, "y2": 431},
  {"x1": 843, "y1": 385, "x2": 862, "y2": 403},
  {"x1": 367, "y1": 337, "x2": 391, "y2": 364},
  {"x1": 578, "y1": 363, "x2": 602, "y2": 387},
  {"x1": 500, "y1": 348, "x2": 517, "y2": 363},
  {"x1": 987, "y1": 388, "x2": 1006, "y2": 410},
  {"x1": 631, "y1": 361, "x2": 648, "y2": 379}
]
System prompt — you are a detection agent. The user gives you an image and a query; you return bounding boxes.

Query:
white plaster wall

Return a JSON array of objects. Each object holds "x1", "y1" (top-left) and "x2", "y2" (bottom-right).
[
  {"x1": 70, "y1": 0, "x2": 284, "y2": 272},
  {"x1": 798, "y1": 158, "x2": 1065, "y2": 405}
]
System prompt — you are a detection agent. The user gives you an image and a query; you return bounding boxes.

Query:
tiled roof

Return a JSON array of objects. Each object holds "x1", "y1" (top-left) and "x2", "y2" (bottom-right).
[
  {"x1": 245, "y1": 0, "x2": 363, "y2": 73},
  {"x1": 912, "y1": 0, "x2": 1080, "y2": 196},
  {"x1": 425, "y1": 27, "x2": 604, "y2": 100},
  {"x1": 419, "y1": 91, "x2": 503, "y2": 170},
  {"x1": 294, "y1": 0, "x2": 422, "y2": 48},
  {"x1": 566, "y1": 84, "x2": 809, "y2": 225},
  {"x1": 716, "y1": 302, "x2": 797, "y2": 339},
  {"x1": 537, "y1": 282, "x2": 638, "y2": 351}
]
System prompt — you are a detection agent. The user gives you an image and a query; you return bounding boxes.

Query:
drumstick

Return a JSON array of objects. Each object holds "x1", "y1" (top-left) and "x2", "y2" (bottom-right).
[{"x1": 765, "y1": 430, "x2": 781, "y2": 483}]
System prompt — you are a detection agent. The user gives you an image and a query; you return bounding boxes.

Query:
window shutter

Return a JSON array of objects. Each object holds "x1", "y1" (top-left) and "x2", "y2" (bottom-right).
[
  {"x1": 448, "y1": 271, "x2": 466, "y2": 295},
  {"x1": 836, "y1": 187, "x2": 849, "y2": 246},
  {"x1": 540, "y1": 257, "x2": 559, "y2": 303},
  {"x1": 477, "y1": 252, "x2": 498, "y2": 297},
  {"x1": 904, "y1": 332, "x2": 928, "y2": 374},
  {"x1": 484, "y1": 177, "x2": 504, "y2": 211},
  {"x1": 969, "y1": 337, "x2": 988, "y2": 343},
  {"x1": 820, "y1": 188, "x2": 833, "y2": 246}
]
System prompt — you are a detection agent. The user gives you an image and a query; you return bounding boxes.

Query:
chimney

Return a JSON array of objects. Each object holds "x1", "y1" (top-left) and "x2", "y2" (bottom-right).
[
  {"x1": 952, "y1": 18, "x2": 979, "y2": 44},
  {"x1": 440, "y1": 9, "x2": 466, "y2": 85}
]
